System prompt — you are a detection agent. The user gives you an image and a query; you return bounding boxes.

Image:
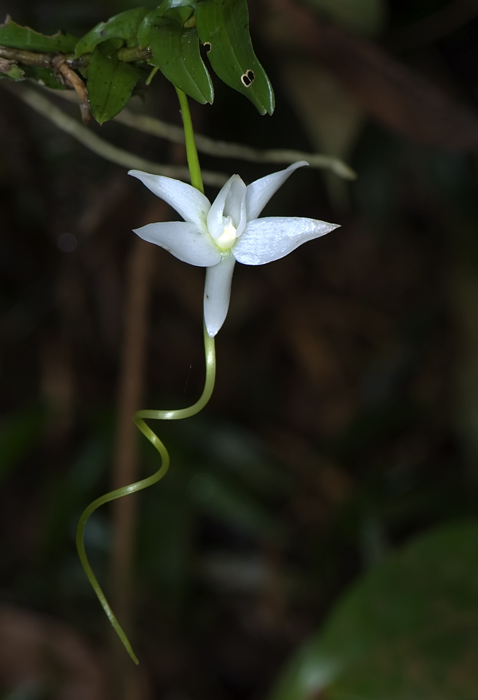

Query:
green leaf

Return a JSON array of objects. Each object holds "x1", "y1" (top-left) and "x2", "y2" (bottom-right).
[
  {"x1": 196, "y1": 0, "x2": 274, "y2": 115},
  {"x1": 271, "y1": 520, "x2": 478, "y2": 700},
  {"x1": 137, "y1": 0, "x2": 197, "y2": 49},
  {"x1": 75, "y1": 7, "x2": 149, "y2": 57},
  {"x1": 87, "y1": 40, "x2": 141, "y2": 124},
  {"x1": 149, "y1": 16, "x2": 214, "y2": 104},
  {"x1": 0, "y1": 18, "x2": 78, "y2": 52},
  {"x1": 137, "y1": 9, "x2": 158, "y2": 49}
]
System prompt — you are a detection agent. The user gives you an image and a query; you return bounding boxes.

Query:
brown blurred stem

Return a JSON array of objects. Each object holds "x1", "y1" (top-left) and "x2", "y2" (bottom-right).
[{"x1": 109, "y1": 234, "x2": 156, "y2": 683}]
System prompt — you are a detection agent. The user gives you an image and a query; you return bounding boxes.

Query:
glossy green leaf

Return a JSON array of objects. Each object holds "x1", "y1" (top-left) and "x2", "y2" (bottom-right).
[
  {"x1": 0, "y1": 18, "x2": 78, "y2": 52},
  {"x1": 271, "y1": 520, "x2": 478, "y2": 700},
  {"x1": 137, "y1": 0, "x2": 197, "y2": 49},
  {"x1": 137, "y1": 9, "x2": 159, "y2": 49},
  {"x1": 75, "y1": 7, "x2": 149, "y2": 57},
  {"x1": 88, "y1": 40, "x2": 141, "y2": 124},
  {"x1": 196, "y1": 0, "x2": 274, "y2": 115},
  {"x1": 149, "y1": 17, "x2": 214, "y2": 104}
]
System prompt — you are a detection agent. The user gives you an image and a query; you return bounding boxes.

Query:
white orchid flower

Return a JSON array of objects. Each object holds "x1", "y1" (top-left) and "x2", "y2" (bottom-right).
[{"x1": 129, "y1": 161, "x2": 339, "y2": 337}]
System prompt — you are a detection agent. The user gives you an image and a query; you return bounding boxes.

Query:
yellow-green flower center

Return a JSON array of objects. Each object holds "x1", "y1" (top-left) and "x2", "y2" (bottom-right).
[{"x1": 215, "y1": 216, "x2": 237, "y2": 250}]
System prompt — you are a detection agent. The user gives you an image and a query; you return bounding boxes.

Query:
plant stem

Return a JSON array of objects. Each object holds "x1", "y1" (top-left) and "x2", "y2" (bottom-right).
[
  {"x1": 175, "y1": 87, "x2": 204, "y2": 193},
  {"x1": 0, "y1": 43, "x2": 152, "y2": 68}
]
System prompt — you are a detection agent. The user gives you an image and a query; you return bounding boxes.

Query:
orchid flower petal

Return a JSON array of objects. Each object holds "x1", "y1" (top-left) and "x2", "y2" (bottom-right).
[
  {"x1": 233, "y1": 217, "x2": 339, "y2": 266},
  {"x1": 129, "y1": 170, "x2": 210, "y2": 230},
  {"x1": 134, "y1": 222, "x2": 221, "y2": 266},
  {"x1": 245, "y1": 161, "x2": 308, "y2": 221},
  {"x1": 203, "y1": 254, "x2": 236, "y2": 337},
  {"x1": 207, "y1": 175, "x2": 247, "y2": 240},
  {"x1": 130, "y1": 163, "x2": 341, "y2": 336}
]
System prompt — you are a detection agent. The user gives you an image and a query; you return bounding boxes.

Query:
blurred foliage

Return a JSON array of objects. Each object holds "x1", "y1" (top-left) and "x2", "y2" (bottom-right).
[
  {"x1": 2, "y1": 0, "x2": 478, "y2": 698},
  {"x1": 271, "y1": 520, "x2": 478, "y2": 700},
  {"x1": 0, "y1": 405, "x2": 45, "y2": 484},
  {"x1": 304, "y1": 0, "x2": 387, "y2": 36}
]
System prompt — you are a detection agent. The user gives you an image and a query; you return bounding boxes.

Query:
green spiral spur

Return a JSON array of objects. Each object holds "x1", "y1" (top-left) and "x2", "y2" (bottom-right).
[{"x1": 76, "y1": 324, "x2": 216, "y2": 663}]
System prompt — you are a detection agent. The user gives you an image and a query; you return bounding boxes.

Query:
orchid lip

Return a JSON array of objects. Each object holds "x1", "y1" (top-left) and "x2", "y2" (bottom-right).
[{"x1": 214, "y1": 216, "x2": 237, "y2": 250}]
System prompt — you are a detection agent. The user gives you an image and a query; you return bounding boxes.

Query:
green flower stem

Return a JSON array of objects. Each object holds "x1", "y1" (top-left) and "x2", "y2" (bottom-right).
[
  {"x1": 175, "y1": 87, "x2": 204, "y2": 193},
  {"x1": 135, "y1": 324, "x2": 216, "y2": 425},
  {"x1": 76, "y1": 325, "x2": 216, "y2": 664}
]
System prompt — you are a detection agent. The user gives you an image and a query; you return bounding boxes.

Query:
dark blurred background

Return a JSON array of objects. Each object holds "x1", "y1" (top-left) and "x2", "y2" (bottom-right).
[{"x1": 2, "y1": 1, "x2": 478, "y2": 698}]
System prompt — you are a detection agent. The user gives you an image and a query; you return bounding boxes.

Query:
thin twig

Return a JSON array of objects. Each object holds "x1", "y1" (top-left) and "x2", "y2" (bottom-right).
[
  {"x1": 115, "y1": 109, "x2": 356, "y2": 179},
  {"x1": 43, "y1": 85, "x2": 356, "y2": 179},
  {"x1": 1, "y1": 82, "x2": 228, "y2": 187},
  {"x1": 52, "y1": 54, "x2": 91, "y2": 124},
  {"x1": 0, "y1": 43, "x2": 151, "y2": 69},
  {"x1": 3, "y1": 78, "x2": 355, "y2": 180},
  {"x1": 0, "y1": 45, "x2": 56, "y2": 67}
]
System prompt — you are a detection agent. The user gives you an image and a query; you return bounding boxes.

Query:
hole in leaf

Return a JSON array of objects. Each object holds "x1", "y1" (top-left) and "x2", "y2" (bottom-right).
[
  {"x1": 203, "y1": 42, "x2": 211, "y2": 53},
  {"x1": 241, "y1": 69, "x2": 255, "y2": 87}
]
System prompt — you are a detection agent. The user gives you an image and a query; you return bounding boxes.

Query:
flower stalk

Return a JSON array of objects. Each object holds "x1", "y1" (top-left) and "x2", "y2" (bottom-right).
[
  {"x1": 76, "y1": 88, "x2": 216, "y2": 665},
  {"x1": 175, "y1": 87, "x2": 204, "y2": 193},
  {"x1": 76, "y1": 324, "x2": 216, "y2": 664}
]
